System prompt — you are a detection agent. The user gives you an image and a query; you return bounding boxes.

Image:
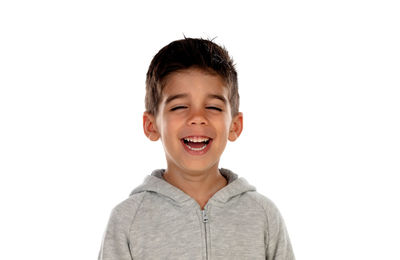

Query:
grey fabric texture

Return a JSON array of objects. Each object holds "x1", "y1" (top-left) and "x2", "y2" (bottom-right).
[{"x1": 98, "y1": 168, "x2": 295, "y2": 260}]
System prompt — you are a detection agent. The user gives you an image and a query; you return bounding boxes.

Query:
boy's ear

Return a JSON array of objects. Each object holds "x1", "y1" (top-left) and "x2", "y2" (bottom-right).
[
  {"x1": 143, "y1": 112, "x2": 160, "y2": 141},
  {"x1": 228, "y1": 112, "x2": 243, "y2": 142}
]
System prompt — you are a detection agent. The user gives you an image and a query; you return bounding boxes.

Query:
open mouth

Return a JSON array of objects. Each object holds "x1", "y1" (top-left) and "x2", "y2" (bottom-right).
[{"x1": 181, "y1": 136, "x2": 212, "y2": 152}]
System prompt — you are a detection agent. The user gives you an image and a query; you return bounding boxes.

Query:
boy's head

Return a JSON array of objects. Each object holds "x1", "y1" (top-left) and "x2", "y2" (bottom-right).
[
  {"x1": 143, "y1": 38, "x2": 243, "y2": 174},
  {"x1": 145, "y1": 37, "x2": 239, "y2": 117}
]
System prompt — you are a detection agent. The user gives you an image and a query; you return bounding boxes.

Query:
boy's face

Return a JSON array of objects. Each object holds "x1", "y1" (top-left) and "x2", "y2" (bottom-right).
[{"x1": 143, "y1": 68, "x2": 243, "y2": 174}]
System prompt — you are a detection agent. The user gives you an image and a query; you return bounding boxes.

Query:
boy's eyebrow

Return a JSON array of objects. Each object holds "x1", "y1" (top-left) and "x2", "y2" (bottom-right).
[
  {"x1": 207, "y1": 94, "x2": 227, "y2": 104},
  {"x1": 165, "y1": 94, "x2": 188, "y2": 105}
]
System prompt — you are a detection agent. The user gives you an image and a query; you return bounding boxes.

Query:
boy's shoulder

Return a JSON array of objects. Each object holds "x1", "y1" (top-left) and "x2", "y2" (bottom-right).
[
  {"x1": 244, "y1": 189, "x2": 283, "y2": 215},
  {"x1": 242, "y1": 190, "x2": 287, "y2": 227},
  {"x1": 112, "y1": 192, "x2": 145, "y2": 212}
]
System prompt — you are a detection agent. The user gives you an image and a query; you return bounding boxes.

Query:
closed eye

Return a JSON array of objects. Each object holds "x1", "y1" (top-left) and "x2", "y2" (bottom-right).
[
  {"x1": 170, "y1": 106, "x2": 188, "y2": 111},
  {"x1": 206, "y1": 106, "x2": 223, "y2": 111}
]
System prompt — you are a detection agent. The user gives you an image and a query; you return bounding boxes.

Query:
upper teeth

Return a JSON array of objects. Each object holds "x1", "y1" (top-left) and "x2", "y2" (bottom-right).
[{"x1": 184, "y1": 137, "x2": 210, "y2": 142}]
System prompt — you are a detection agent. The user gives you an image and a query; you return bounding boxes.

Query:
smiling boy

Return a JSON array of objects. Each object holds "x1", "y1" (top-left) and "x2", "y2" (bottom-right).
[{"x1": 98, "y1": 38, "x2": 295, "y2": 260}]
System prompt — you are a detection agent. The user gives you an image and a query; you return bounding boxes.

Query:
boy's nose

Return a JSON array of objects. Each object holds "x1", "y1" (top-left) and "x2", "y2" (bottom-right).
[{"x1": 187, "y1": 111, "x2": 208, "y2": 126}]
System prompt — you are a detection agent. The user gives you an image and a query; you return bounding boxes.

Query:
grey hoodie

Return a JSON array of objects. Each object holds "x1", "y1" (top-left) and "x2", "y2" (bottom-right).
[{"x1": 98, "y1": 169, "x2": 295, "y2": 260}]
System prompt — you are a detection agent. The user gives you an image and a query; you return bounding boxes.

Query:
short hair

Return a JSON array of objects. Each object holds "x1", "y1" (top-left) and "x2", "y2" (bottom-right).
[{"x1": 145, "y1": 37, "x2": 239, "y2": 116}]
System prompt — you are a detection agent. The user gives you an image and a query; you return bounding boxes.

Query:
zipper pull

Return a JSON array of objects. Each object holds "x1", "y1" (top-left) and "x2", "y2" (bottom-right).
[{"x1": 202, "y1": 210, "x2": 208, "y2": 223}]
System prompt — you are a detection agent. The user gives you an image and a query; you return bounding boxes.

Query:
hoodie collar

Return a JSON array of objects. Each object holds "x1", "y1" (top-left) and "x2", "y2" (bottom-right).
[{"x1": 130, "y1": 168, "x2": 256, "y2": 205}]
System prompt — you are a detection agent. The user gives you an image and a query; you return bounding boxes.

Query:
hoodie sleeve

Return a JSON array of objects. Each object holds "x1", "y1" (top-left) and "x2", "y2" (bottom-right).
[
  {"x1": 98, "y1": 198, "x2": 140, "y2": 260},
  {"x1": 264, "y1": 197, "x2": 295, "y2": 260}
]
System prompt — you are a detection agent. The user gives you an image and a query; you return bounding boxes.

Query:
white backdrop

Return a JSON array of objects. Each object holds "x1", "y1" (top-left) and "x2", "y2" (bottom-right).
[{"x1": 1, "y1": 0, "x2": 399, "y2": 259}]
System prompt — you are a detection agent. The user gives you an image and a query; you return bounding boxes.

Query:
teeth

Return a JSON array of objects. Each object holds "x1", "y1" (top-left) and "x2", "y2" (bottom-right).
[
  {"x1": 186, "y1": 143, "x2": 208, "y2": 151},
  {"x1": 183, "y1": 137, "x2": 210, "y2": 143}
]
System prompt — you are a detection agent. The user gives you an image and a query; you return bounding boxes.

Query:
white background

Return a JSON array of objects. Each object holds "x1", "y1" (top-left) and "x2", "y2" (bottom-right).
[{"x1": 1, "y1": 0, "x2": 399, "y2": 259}]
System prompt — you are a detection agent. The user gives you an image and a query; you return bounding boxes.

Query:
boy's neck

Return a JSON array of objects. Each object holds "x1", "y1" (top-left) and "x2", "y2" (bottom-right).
[{"x1": 162, "y1": 164, "x2": 227, "y2": 209}]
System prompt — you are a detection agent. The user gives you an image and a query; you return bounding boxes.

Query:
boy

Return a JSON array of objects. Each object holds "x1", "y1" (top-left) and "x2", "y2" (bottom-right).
[{"x1": 98, "y1": 37, "x2": 295, "y2": 260}]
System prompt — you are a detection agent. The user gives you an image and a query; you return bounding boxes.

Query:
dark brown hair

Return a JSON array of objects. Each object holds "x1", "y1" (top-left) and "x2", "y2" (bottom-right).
[{"x1": 145, "y1": 37, "x2": 239, "y2": 116}]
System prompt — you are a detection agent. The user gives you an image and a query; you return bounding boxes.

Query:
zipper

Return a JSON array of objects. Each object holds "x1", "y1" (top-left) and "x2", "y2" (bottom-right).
[{"x1": 201, "y1": 209, "x2": 209, "y2": 260}]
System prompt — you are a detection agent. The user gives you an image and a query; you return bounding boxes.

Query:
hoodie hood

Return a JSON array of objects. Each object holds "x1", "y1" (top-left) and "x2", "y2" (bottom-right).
[{"x1": 130, "y1": 168, "x2": 256, "y2": 205}]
